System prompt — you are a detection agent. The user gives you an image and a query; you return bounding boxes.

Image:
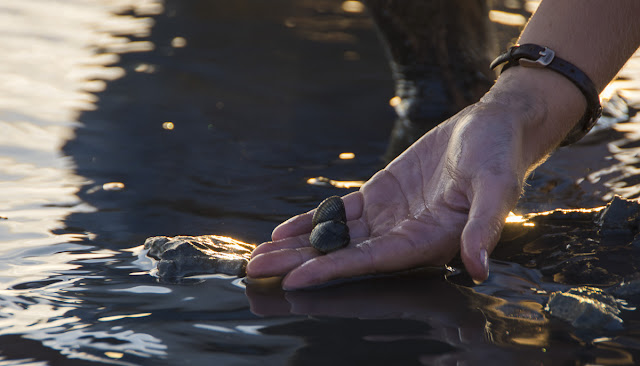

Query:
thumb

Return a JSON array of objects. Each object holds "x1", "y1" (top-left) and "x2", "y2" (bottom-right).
[{"x1": 460, "y1": 177, "x2": 521, "y2": 283}]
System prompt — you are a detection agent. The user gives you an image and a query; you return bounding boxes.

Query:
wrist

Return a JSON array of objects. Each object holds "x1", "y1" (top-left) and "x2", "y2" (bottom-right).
[{"x1": 482, "y1": 66, "x2": 586, "y2": 165}]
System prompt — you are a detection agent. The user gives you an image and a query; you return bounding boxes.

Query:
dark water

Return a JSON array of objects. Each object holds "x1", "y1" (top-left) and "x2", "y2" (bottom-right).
[{"x1": 3, "y1": 0, "x2": 640, "y2": 364}]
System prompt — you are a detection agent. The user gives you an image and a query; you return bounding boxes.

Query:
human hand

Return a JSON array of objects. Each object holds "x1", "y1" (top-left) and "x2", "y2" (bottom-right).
[{"x1": 247, "y1": 68, "x2": 584, "y2": 290}]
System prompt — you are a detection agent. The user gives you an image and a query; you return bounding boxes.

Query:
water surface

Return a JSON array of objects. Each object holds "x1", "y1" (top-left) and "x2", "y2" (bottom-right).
[{"x1": 2, "y1": 0, "x2": 640, "y2": 365}]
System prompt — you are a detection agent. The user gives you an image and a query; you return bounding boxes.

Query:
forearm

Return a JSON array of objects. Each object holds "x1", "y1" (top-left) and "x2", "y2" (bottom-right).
[
  {"x1": 519, "y1": 0, "x2": 640, "y2": 91},
  {"x1": 483, "y1": 1, "x2": 640, "y2": 170}
]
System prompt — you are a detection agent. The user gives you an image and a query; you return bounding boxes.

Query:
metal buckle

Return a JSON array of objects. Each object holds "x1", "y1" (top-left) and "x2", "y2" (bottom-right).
[{"x1": 519, "y1": 47, "x2": 555, "y2": 68}]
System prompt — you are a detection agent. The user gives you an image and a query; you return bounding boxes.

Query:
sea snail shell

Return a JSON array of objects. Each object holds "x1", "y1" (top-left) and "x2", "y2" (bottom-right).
[{"x1": 310, "y1": 196, "x2": 350, "y2": 253}]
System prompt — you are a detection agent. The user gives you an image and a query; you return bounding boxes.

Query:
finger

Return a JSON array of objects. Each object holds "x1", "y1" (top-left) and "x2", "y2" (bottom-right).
[
  {"x1": 460, "y1": 175, "x2": 521, "y2": 283},
  {"x1": 248, "y1": 235, "x2": 378, "y2": 280},
  {"x1": 271, "y1": 191, "x2": 364, "y2": 241},
  {"x1": 281, "y1": 219, "x2": 455, "y2": 290},
  {"x1": 251, "y1": 235, "x2": 308, "y2": 259},
  {"x1": 252, "y1": 219, "x2": 370, "y2": 259},
  {"x1": 271, "y1": 212, "x2": 313, "y2": 242},
  {"x1": 246, "y1": 247, "x2": 320, "y2": 278}
]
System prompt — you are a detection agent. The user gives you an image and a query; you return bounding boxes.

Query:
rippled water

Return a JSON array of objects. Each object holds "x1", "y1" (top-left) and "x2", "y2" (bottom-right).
[{"x1": 2, "y1": 0, "x2": 640, "y2": 365}]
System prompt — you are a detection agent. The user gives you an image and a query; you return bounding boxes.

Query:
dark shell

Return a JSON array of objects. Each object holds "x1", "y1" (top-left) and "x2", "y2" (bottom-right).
[
  {"x1": 310, "y1": 220, "x2": 350, "y2": 253},
  {"x1": 312, "y1": 196, "x2": 347, "y2": 228}
]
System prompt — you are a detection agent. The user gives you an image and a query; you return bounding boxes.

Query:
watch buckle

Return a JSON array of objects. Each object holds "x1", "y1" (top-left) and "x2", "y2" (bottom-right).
[{"x1": 519, "y1": 47, "x2": 555, "y2": 68}]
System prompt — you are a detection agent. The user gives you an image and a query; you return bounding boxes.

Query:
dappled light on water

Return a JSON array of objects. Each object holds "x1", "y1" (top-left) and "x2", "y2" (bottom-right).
[
  {"x1": 389, "y1": 95, "x2": 402, "y2": 107},
  {"x1": 338, "y1": 152, "x2": 355, "y2": 159},
  {"x1": 2, "y1": 0, "x2": 640, "y2": 364},
  {"x1": 341, "y1": 1, "x2": 365, "y2": 13},
  {"x1": 505, "y1": 212, "x2": 526, "y2": 223},
  {"x1": 307, "y1": 176, "x2": 365, "y2": 188},
  {"x1": 0, "y1": 0, "x2": 159, "y2": 245},
  {"x1": 488, "y1": 10, "x2": 526, "y2": 26},
  {"x1": 0, "y1": 0, "x2": 175, "y2": 363}
]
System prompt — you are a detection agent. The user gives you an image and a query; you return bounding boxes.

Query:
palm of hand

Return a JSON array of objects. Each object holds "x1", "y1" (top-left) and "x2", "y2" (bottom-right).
[{"x1": 247, "y1": 111, "x2": 523, "y2": 290}]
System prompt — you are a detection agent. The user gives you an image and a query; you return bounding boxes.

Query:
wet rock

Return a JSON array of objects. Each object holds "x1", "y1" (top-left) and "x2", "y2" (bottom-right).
[
  {"x1": 595, "y1": 195, "x2": 640, "y2": 233},
  {"x1": 549, "y1": 258, "x2": 620, "y2": 286},
  {"x1": 493, "y1": 196, "x2": 640, "y2": 287},
  {"x1": 546, "y1": 287, "x2": 623, "y2": 330},
  {"x1": 610, "y1": 274, "x2": 640, "y2": 303},
  {"x1": 630, "y1": 233, "x2": 640, "y2": 249},
  {"x1": 486, "y1": 196, "x2": 640, "y2": 331},
  {"x1": 144, "y1": 235, "x2": 255, "y2": 281}
]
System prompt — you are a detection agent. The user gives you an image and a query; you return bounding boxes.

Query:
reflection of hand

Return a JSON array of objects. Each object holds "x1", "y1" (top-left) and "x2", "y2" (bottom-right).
[
  {"x1": 245, "y1": 269, "x2": 478, "y2": 326},
  {"x1": 246, "y1": 273, "x2": 498, "y2": 365},
  {"x1": 247, "y1": 67, "x2": 584, "y2": 290}
]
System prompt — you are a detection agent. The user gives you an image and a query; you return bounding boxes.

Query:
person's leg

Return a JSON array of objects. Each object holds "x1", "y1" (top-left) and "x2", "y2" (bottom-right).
[{"x1": 364, "y1": 0, "x2": 496, "y2": 160}]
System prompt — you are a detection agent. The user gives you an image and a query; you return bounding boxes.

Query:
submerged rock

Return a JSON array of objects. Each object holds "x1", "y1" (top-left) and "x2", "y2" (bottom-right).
[
  {"x1": 546, "y1": 287, "x2": 623, "y2": 330},
  {"x1": 610, "y1": 274, "x2": 640, "y2": 303},
  {"x1": 144, "y1": 235, "x2": 255, "y2": 281},
  {"x1": 596, "y1": 195, "x2": 640, "y2": 233},
  {"x1": 486, "y1": 196, "x2": 640, "y2": 331},
  {"x1": 494, "y1": 196, "x2": 640, "y2": 287}
]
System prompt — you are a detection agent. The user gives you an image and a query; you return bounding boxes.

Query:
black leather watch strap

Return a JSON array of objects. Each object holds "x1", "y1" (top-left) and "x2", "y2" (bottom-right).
[{"x1": 490, "y1": 44, "x2": 602, "y2": 146}]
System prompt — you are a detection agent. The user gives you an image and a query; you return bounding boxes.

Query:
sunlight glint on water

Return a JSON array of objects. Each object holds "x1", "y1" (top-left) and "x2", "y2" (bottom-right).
[
  {"x1": 0, "y1": 1, "x2": 167, "y2": 363},
  {"x1": 0, "y1": 0, "x2": 157, "y2": 253}
]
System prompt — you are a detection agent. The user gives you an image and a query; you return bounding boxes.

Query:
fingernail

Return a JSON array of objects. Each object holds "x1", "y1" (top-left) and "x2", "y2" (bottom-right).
[
  {"x1": 473, "y1": 249, "x2": 489, "y2": 285},
  {"x1": 480, "y1": 248, "x2": 488, "y2": 273}
]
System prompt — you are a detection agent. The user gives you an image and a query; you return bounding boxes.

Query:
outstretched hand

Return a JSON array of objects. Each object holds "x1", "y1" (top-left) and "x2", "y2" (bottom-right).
[{"x1": 247, "y1": 69, "x2": 583, "y2": 290}]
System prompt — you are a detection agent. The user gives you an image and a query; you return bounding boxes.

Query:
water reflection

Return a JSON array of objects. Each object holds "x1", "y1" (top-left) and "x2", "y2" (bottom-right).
[
  {"x1": 2, "y1": 0, "x2": 640, "y2": 364},
  {"x1": 246, "y1": 268, "x2": 574, "y2": 365},
  {"x1": 0, "y1": 0, "x2": 177, "y2": 363},
  {"x1": 247, "y1": 263, "x2": 640, "y2": 365},
  {"x1": 0, "y1": 0, "x2": 390, "y2": 363}
]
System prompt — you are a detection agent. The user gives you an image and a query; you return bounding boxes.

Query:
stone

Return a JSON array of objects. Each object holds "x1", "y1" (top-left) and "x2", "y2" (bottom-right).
[
  {"x1": 610, "y1": 274, "x2": 640, "y2": 303},
  {"x1": 144, "y1": 235, "x2": 255, "y2": 281},
  {"x1": 595, "y1": 195, "x2": 640, "y2": 233},
  {"x1": 546, "y1": 287, "x2": 623, "y2": 330}
]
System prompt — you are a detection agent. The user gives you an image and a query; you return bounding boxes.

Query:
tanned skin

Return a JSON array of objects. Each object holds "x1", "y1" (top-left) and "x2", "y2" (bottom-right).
[{"x1": 247, "y1": 0, "x2": 640, "y2": 289}]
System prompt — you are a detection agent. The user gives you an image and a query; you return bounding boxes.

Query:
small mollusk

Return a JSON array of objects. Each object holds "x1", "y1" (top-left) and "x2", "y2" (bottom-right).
[
  {"x1": 310, "y1": 196, "x2": 350, "y2": 253},
  {"x1": 312, "y1": 196, "x2": 347, "y2": 227},
  {"x1": 310, "y1": 220, "x2": 350, "y2": 253}
]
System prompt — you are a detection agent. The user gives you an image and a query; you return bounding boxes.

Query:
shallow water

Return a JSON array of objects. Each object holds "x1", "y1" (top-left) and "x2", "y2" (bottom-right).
[{"x1": 2, "y1": 0, "x2": 640, "y2": 365}]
